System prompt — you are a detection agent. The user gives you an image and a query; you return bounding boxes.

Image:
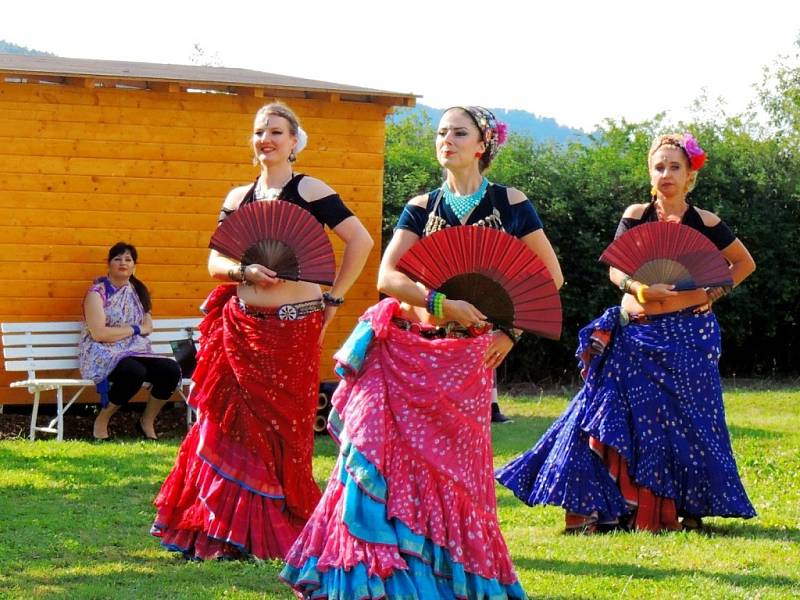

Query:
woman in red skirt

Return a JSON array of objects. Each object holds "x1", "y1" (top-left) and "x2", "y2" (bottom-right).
[{"x1": 151, "y1": 102, "x2": 373, "y2": 560}]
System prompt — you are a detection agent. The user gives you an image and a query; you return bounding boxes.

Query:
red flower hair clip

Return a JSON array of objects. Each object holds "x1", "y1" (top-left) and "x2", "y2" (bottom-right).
[{"x1": 682, "y1": 134, "x2": 707, "y2": 171}]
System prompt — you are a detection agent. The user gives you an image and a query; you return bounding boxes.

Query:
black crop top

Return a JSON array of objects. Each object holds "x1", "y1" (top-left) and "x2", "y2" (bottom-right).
[
  {"x1": 395, "y1": 183, "x2": 544, "y2": 238},
  {"x1": 615, "y1": 202, "x2": 736, "y2": 250},
  {"x1": 218, "y1": 174, "x2": 354, "y2": 229}
]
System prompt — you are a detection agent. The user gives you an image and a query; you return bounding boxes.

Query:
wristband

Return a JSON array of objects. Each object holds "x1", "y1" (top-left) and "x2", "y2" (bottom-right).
[
  {"x1": 497, "y1": 324, "x2": 522, "y2": 345},
  {"x1": 227, "y1": 265, "x2": 245, "y2": 282},
  {"x1": 323, "y1": 292, "x2": 344, "y2": 306},
  {"x1": 433, "y1": 292, "x2": 446, "y2": 319},
  {"x1": 425, "y1": 290, "x2": 446, "y2": 319},
  {"x1": 425, "y1": 289, "x2": 436, "y2": 314},
  {"x1": 636, "y1": 284, "x2": 649, "y2": 304},
  {"x1": 132, "y1": 325, "x2": 141, "y2": 336}
]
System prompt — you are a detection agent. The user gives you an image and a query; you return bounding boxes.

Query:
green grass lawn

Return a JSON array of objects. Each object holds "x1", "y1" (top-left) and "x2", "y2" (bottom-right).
[{"x1": 1, "y1": 387, "x2": 798, "y2": 599}]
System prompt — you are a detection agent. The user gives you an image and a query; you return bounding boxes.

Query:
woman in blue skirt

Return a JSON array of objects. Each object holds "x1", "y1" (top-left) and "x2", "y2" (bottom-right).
[{"x1": 496, "y1": 133, "x2": 757, "y2": 532}]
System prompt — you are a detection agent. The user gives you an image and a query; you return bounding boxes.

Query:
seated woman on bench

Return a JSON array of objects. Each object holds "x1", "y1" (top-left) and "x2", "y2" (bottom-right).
[{"x1": 79, "y1": 242, "x2": 181, "y2": 441}]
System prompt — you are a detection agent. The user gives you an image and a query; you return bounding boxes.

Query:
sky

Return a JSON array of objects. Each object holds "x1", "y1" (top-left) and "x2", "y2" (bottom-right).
[{"x1": 3, "y1": 0, "x2": 799, "y2": 131}]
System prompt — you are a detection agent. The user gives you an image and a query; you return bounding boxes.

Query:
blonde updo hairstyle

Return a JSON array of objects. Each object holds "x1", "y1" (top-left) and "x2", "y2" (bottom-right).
[{"x1": 648, "y1": 134, "x2": 699, "y2": 194}]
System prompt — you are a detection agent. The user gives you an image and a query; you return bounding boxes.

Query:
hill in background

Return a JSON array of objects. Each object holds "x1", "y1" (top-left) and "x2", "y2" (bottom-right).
[
  {"x1": 395, "y1": 104, "x2": 588, "y2": 144},
  {"x1": 0, "y1": 40, "x2": 54, "y2": 56}
]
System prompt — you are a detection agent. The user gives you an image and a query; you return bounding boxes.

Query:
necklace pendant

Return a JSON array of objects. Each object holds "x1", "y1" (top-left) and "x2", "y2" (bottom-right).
[{"x1": 256, "y1": 172, "x2": 293, "y2": 201}]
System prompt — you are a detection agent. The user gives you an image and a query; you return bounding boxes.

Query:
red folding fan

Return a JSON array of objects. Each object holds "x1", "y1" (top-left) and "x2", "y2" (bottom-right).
[
  {"x1": 599, "y1": 221, "x2": 732, "y2": 290},
  {"x1": 396, "y1": 226, "x2": 562, "y2": 339},
  {"x1": 209, "y1": 200, "x2": 336, "y2": 286}
]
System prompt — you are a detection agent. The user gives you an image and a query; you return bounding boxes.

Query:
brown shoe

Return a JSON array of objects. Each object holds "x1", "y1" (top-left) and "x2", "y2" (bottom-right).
[{"x1": 681, "y1": 516, "x2": 704, "y2": 531}]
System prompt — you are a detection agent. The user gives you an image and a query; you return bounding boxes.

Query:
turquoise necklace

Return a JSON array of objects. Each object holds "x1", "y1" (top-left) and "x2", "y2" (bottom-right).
[{"x1": 442, "y1": 177, "x2": 489, "y2": 220}]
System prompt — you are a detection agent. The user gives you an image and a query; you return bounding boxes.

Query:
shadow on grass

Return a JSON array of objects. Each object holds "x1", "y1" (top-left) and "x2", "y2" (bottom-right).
[
  {"x1": 495, "y1": 489, "x2": 538, "y2": 510},
  {"x1": 728, "y1": 424, "x2": 788, "y2": 440},
  {"x1": 513, "y1": 556, "x2": 797, "y2": 591},
  {"x1": 4, "y1": 555, "x2": 295, "y2": 600},
  {"x1": 699, "y1": 521, "x2": 800, "y2": 543},
  {"x1": 491, "y1": 414, "x2": 556, "y2": 456}
]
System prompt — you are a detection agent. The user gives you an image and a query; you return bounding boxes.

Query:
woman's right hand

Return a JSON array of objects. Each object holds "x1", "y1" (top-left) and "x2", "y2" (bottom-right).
[
  {"x1": 639, "y1": 283, "x2": 678, "y2": 302},
  {"x1": 442, "y1": 298, "x2": 487, "y2": 329},
  {"x1": 243, "y1": 264, "x2": 282, "y2": 287}
]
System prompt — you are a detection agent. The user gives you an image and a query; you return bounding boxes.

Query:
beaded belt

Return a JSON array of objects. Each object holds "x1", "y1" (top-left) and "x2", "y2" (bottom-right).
[
  {"x1": 391, "y1": 317, "x2": 487, "y2": 339},
  {"x1": 624, "y1": 306, "x2": 705, "y2": 327},
  {"x1": 238, "y1": 298, "x2": 324, "y2": 321}
]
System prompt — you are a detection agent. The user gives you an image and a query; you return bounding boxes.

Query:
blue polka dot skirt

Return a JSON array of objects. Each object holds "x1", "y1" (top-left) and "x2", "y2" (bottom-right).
[{"x1": 496, "y1": 306, "x2": 756, "y2": 525}]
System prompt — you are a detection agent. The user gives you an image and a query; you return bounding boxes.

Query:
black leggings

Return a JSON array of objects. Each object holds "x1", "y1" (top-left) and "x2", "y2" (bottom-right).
[{"x1": 107, "y1": 356, "x2": 182, "y2": 406}]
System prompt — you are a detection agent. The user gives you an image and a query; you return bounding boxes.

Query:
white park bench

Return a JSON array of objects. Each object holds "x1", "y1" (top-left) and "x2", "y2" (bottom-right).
[{"x1": 1, "y1": 318, "x2": 201, "y2": 441}]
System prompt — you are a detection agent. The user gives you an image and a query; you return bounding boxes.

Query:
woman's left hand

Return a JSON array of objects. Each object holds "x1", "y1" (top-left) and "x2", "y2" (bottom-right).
[
  {"x1": 694, "y1": 285, "x2": 731, "y2": 314},
  {"x1": 483, "y1": 329, "x2": 514, "y2": 369},
  {"x1": 705, "y1": 286, "x2": 731, "y2": 303}
]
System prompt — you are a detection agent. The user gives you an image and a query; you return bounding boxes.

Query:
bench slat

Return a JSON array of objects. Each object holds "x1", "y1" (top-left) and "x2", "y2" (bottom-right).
[
  {"x1": 148, "y1": 331, "x2": 199, "y2": 342},
  {"x1": 2, "y1": 318, "x2": 201, "y2": 334},
  {"x1": 5, "y1": 358, "x2": 81, "y2": 371},
  {"x1": 2, "y1": 333, "x2": 82, "y2": 347},
  {"x1": 10, "y1": 378, "x2": 93, "y2": 387},
  {"x1": 3, "y1": 330, "x2": 199, "y2": 348},
  {"x1": 2, "y1": 319, "x2": 199, "y2": 336},
  {"x1": 10, "y1": 377, "x2": 192, "y2": 388},
  {"x1": 1, "y1": 321, "x2": 83, "y2": 333},
  {"x1": 4, "y1": 343, "x2": 182, "y2": 359},
  {"x1": 4, "y1": 346, "x2": 80, "y2": 359},
  {"x1": 151, "y1": 318, "x2": 202, "y2": 329}
]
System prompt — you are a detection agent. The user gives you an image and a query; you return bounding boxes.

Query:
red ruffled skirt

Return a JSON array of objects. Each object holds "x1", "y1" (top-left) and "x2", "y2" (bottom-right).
[
  {"x1": 564, "y1": 437, "x2": 680, "y2": 532},
  {"x1": 151, "y1": 285, "x2": 323, "y2": 559}
]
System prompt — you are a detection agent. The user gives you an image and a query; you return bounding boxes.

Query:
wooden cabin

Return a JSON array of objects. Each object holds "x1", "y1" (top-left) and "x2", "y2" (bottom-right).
[{"x1": 0, "y1": 54, "x2": 415, "y2": 405}]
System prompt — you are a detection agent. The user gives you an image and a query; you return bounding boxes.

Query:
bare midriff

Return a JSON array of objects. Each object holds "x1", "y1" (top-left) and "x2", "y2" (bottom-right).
[
  {"x1": 621, "y1": 288, "x2": 709, "y2": 317},
  {"x1": 237, "y1": 279, "x2": 322, "y2": 308}
]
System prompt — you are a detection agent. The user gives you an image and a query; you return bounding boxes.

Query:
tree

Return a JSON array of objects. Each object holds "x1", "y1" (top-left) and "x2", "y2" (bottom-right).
[
  {"x1": 382, "y1": 110, "x2": 440, "y2": 247},
  {"x1": 759, "y1": 36, "x2": 800, "y2": 150}
]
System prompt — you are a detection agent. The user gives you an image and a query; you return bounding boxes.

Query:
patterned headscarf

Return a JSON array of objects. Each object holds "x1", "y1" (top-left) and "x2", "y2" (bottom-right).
[{"x1": 450, "y1": 106, "x2": 509, "y2": 161}]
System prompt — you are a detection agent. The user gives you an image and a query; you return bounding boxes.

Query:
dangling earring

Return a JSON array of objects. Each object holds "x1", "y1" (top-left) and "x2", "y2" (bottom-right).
[
  {"x1": 288, "y1": 149, "x2": 297, "y2": 163},
  {"x1": 474, "y1": 151, "x2": 482, "y2": 159},
  {"x1": 650, "y1": 185, "x2": 657, "y2": 198}
]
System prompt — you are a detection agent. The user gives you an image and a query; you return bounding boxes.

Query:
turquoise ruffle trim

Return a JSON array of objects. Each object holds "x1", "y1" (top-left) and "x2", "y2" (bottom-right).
[
  {"x1": 334, "y1": 319, "x2": 375, "y2": 378},
  {"x1": 281, "y1": 442, "x2": 527, "y2": 599},
  {"x1": 281, "y1": 555, "x2": 526, "y2": 600}
]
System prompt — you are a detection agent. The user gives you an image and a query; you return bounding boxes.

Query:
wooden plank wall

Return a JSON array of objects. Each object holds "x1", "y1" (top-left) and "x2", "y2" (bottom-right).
[{"x1": 0, "y1": 81, "x2": 389, "y2": 404}]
